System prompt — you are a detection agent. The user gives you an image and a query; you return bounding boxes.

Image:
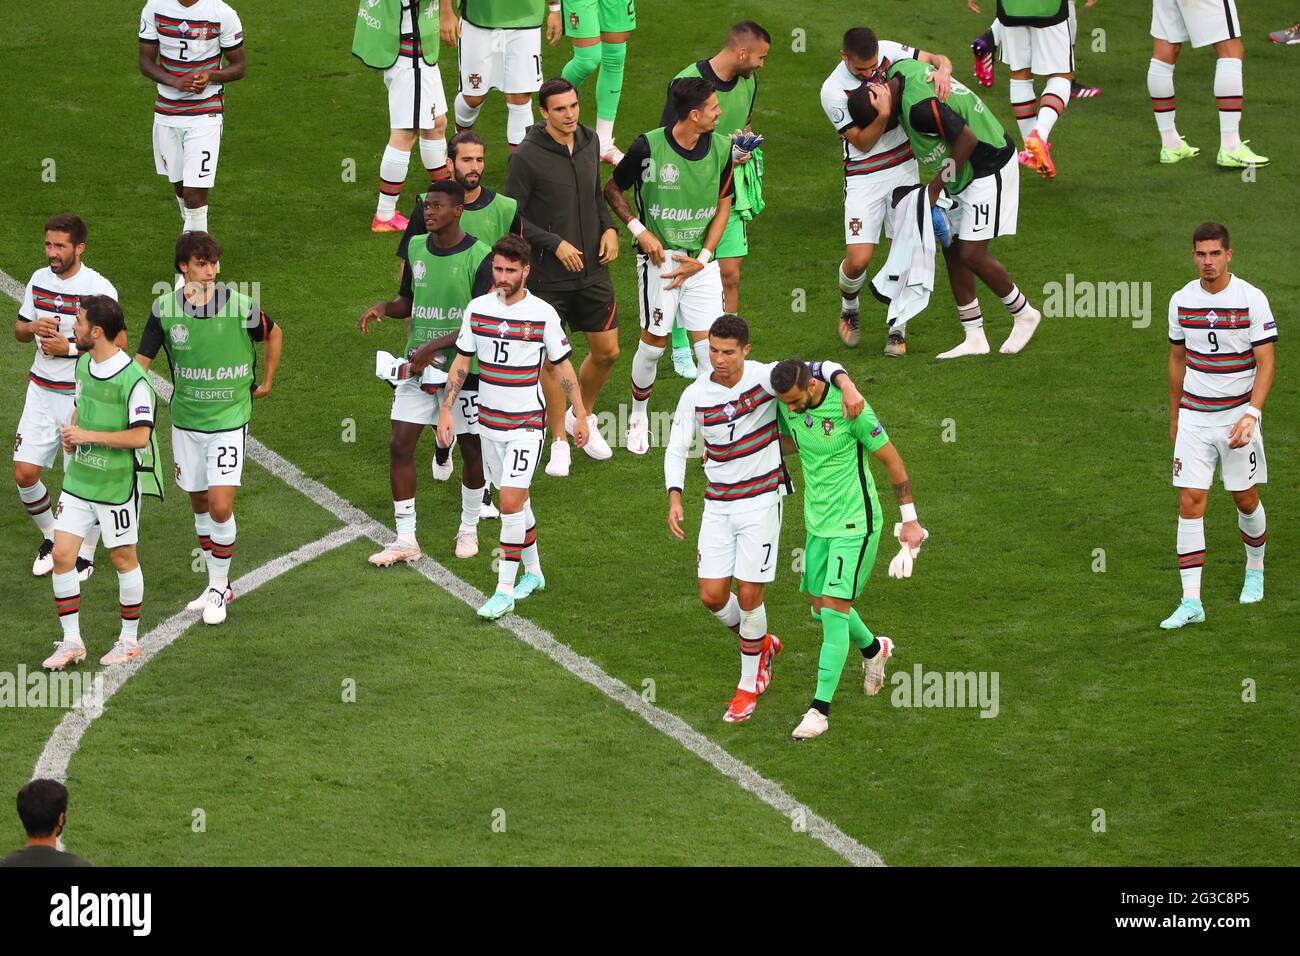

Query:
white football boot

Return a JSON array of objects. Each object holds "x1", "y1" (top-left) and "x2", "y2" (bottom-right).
[{"x1": 791, "y1": 708, "x2": 829, "y2": 741}]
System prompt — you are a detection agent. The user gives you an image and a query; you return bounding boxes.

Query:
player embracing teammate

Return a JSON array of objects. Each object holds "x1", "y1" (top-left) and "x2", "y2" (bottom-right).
[{"x1": 664, "y1": 315, "x2": 864, "y2": 724}]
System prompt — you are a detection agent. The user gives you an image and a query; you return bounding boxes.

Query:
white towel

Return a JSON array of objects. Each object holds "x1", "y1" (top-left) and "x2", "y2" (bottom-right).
[{"x1": 870, "y1": 184, "x2": 936, "y2": 329}]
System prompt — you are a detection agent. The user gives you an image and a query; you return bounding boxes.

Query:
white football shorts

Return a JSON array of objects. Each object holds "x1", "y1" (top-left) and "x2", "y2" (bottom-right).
[
  {"x1": 153, "y1": 119, "x2": 222, "y2": 188},
  {"x1": 1173, "y1": 417, "x2": 1266, "y2": 491},
  {"x1": 172, "y1": 425, "x2": 246, "y2": 492},
  {"x1": 697, "y1": 500, "x2": 782, "y2": 584},
  {"x1": 458, "y1": 20, "x2": 543, "y2": 95}
]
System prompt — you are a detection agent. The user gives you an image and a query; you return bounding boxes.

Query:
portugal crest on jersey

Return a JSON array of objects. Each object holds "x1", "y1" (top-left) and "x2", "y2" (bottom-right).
[
  {"x1": 822, "y1": 419, "x2": 835, "y2": 436},
  {"x1": 569, "y1": 12, "x2": 579, "y2": 28}
]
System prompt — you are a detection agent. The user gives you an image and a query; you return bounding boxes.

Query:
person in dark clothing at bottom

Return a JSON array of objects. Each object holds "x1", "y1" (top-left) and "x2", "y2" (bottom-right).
[{"x1": 1, "y1": 778, "x2": 93, "y2": 867}]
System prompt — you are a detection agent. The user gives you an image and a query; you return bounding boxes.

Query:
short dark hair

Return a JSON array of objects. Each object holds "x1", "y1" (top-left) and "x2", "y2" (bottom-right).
[
  {"x1": 847, "y1": 83, "x2": 877, "y2": 129},
  {"x1": 45, "y1": 214, "x2": 87, "y2": 247},
  {"x1": 492, "y1": 234, "x2": 532, "y2": 266},
  {"x1": 538, "y1": 77, "x2": 577, "y2": 111},
  {"x1": 79, "y1": 294, "x2": 126, "y2": 341},
  {"x1": 728, "y1": 20, "x2": 771, "y2": 47},
  {"x1": 175, "y1": 231, "x2": 223, "y2": 271},
  {"x1": 1193, "y1": 222, "x2": 1230, "y2": 249},
  {"x1": 770, "y1": 359, "x2": 810, "y2": 395},
  {"x1": 448, "y1": 129, "x2": 485, "y2": 160},
  {"x1": 426, "y1": 179, "x2": 466, "y2": 206},
  {"x1": 709, "y1": 313, "x2": 749, "y2": 346},
  {"x1": 842, "y1": 27, "x2": 880, "y2": 62},
  {"x1": 671, "y1": 76, "x2": 716, "y2": 122},
  {"x1": 17, "y1": 779, "x2": 68, "y2": 838}
]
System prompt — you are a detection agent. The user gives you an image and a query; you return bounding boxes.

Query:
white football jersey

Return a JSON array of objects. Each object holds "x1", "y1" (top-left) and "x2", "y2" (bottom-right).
[
  {"x1": 820, "y1": 41, "x2": 918, "y2": 177},
  {"x1": 139, "y1": 0, "x2": 244, "y2": 124},
  {"x1": 665, "y1": 361, "x2": 795, "y2": 516},
  {"x1": 19, "y1": 264, "x2": 118, "y2": 391},
  {"x1": 455, "y1": 290, "x2": 571, "y2": 437},
  {"x1": 1168, "y1": 274, "x2": 1277, "y2": 425}
]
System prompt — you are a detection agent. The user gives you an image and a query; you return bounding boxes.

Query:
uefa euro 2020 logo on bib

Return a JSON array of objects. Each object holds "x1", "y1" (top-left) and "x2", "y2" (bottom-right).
[{"x1": 169, "y1": 324, "x2": 190, "y2": 348}]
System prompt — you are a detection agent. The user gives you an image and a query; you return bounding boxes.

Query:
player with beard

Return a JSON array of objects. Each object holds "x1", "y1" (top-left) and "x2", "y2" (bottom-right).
[{"x1": 14, "y1": 215, "x2": 119, "y2": 582}]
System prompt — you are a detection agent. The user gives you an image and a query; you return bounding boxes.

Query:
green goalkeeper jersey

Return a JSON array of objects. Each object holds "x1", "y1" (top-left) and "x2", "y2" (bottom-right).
[{"x1": 778, "y1": 384, "x2": 889, "y2": 539}]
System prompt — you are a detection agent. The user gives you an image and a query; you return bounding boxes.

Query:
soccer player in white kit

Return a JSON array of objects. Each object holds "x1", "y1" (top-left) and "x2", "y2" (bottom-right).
[
  {"x1": 439, "y1": 234, "x2": 589, "y2": 620},
  {"x1": 138, "y1": 0, "x2": 246, "y2": 235},
  {"x1": 14, "y1": 215, "x2": 118, "y2": 582},
  {"x1": 446, "y1": 0, "x2": 563, "y2": 154},
  {"x1": 1148, "y1": 0, "x2": 1267, "y2": 168},
  {"x1": 820, "y1": 27, "x2": 952, "y2": 356},
  {"x1": 1162, "y1": 222, "x2": 1275, "y2": 629},
  {"x1": 665, "y1": 315, "x2": 865, "y2": 724}
]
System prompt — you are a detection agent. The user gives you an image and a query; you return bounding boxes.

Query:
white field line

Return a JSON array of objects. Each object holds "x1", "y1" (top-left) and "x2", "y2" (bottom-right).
[
  {"x1": 31, "y1": 524, "x2": 366, "y2": 781},
  {"x1": 5, "y1": 269, "x2": 882, "y2": 866}
]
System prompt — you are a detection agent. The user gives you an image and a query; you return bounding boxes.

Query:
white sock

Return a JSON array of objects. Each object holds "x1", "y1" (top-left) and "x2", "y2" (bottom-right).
[
  {"x1": 838, "y1": 260, "x2": 866, "y2": 311},
  {"x1": 506, "y1": 101, "x2": 533, "y2": 148},
  {"x1": 1035, "y1": 76, "x2": 1070, "y2": 142},
  {"x1": 958, "y1": 299, "x2": 984, "y2": 331},
  {"x1": 394, "y1": 497, "x2": 416, "y2": 544},
  {"x1": 1238, "y1": 502, "x2": 1266, "y2": 570},
  {"x1": 454, "y1": 93, "x2": 482, "y2": 129},
  {"x1": 183, "y1": 205, "x2": 209, "y2": 234},
  {"x1": 692, "y1": 338, "x2": 709, "y2": 378},
  {"x1": 999, "y1": 284, "x2": 1030, "y2": 317},
  {"x1": 1177, "y1": 516, "x2": 1205, "y2": 600},
  {"x1": 377, "y1": 145, "x2": 410, "y2": 218},
  {"x1": 1010, "y1": 78, "x2": 1037, "y2": 142},
  {"x1": 194, "y1": 511, "x2": 213, "y2": 565},
  {"x1": 419, "y1": 135, "x2": 448, "y2": 174},
  {"x1": 738, "y1": 603, "x2": 767, "y2": 693},
  {"x1": 176, "y1": 194, "x2": 188, "y2": 222},
  {"x1": 78, "y1": 525, "x2": 99, "y2": 562},
  {"x1": 712, "y1": 593, "x2": 741, "y2": 629},
  {"x1": 1148, "y1": 59, "x2": 1181, "y2": 149},
  {"x1": 497, "y1": 510, "x2": 526, "y2": 594},
  {"x1": 630, "y1": 341, "x2": 664, "y2": 419},
  {"x1": 118, "y1": 566, "x2": 143, "y2": 642},
  {"x1": 208, "y1": 515, "x2": 235, "y2": 591},
  {"x1": 18, "y1": 480, "x2": 55, "y2": 537},
  {"x1": 52, "y1": 570, "x2": 82, "y2": 643},
  {"x1": 595, "y1": 117, "x2": 615, "y2": 150},
  {"x1": 522, "y1": 499, "x2": 540, "y2": 575},
  {"x1": 1214, "y1": 58, "x2": 1244, "y2": 151},
  {"x1": 461, "y1": 483, "x2": 485, "y2": 529}
]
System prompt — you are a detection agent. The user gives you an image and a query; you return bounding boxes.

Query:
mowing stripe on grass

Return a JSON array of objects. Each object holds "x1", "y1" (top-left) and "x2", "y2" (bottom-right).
[{"x1": 4, "y1": 268, "x2": 883, "y2": 866}]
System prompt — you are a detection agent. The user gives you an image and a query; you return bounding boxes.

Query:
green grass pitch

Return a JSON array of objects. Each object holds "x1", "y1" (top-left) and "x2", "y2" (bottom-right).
[{"x1": 0, "y1": 0, "x2": 1295, "y2": 865}]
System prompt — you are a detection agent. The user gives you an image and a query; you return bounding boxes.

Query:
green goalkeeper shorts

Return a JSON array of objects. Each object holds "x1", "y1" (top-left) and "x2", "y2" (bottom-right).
[
  {"x1": 563, "y1": 0, "x2": 637, "y2": 39},
  {"x1": 715, "y1": 208, "x2": 748, "y2": 259},
  {"x1": 800, "y1": 530, "x2": 880, "y2": 602}
]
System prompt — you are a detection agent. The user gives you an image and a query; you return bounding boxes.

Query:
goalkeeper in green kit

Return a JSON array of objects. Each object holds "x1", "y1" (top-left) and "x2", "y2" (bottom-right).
[{"x1": 770, "y1": 359, "x2": 928, "y2": 741}]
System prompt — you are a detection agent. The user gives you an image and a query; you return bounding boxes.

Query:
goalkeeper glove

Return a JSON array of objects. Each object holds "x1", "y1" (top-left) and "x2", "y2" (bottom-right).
[
  {"x1": 888, "y1": 522, "x2": 930, "y2": 579},
  {"x1": 732, "y1": 132, "x2": 764, "y2": 160},
  {"x1": 931, "y1": 205, "x2": 952, "y2": 249},
  {"x1": 375, "y1": 351, "x2": 448, "y2": 387}
]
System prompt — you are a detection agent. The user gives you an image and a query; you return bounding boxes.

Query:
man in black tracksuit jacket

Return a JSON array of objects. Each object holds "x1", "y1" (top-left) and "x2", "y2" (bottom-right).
[{"x1": 503, "y1": 78, "x2": 620, "y2": 477}]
